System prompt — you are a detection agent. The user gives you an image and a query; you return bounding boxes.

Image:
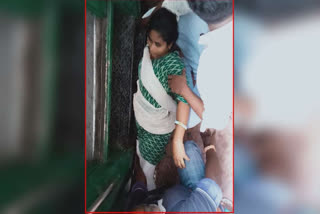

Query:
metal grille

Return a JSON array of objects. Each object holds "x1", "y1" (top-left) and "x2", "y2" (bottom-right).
[{"x1": 109, "y1": 11, "x2": 144, "y2": 150}]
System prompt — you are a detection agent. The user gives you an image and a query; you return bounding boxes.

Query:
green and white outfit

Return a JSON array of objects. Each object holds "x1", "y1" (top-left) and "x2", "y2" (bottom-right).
[{"x1": 133, "y1": 46, "x2": 188, "y2": 190}]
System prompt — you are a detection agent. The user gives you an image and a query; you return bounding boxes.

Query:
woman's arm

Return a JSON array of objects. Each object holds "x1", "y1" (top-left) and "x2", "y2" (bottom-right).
[
  {"x1": 172, "y1": 101, "x2": 190, "y2": 168},
  {"x1": 180, "y1": 84, "x2": 204, "y2": 119},
  {"x1": 168, "y1": 70, "x2": 204, "y2": 119}
]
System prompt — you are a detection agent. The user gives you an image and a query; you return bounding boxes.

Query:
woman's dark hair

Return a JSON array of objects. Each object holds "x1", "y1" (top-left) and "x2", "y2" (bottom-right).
[{"x1": 146, "y1": 8, "x2": 179, "y2": 51}]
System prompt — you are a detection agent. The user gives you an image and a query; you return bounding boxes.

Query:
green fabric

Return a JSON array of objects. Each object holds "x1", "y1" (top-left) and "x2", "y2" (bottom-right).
[
  {"x1": 87, "y1": 0, "x2": 140, "y2": 18},
  {"x1": 87, "y1": 0, "x2": 107, "y2": 17},
  {"x1": 138, "y1": 51, "x2": 188, "y2": 107},
  {"x1": 136, "y1": 51, "x2": 189, "y2": 165},
  {"x1": 0, "y1": 0, "x2": 44, "y2": 16},
  {"x1": 137, "y1": 122, "x2": 171, "y2": 165}
]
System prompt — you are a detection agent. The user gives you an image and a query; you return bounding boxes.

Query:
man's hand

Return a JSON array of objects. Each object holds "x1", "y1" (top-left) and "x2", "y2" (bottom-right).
[
  {"x1": 172, "y1": 140, "x2": 190, "y2": 168},
  {"x1": 168, "y1": 69, "x2": 188, "y2": 96},
  {"x1": 201, "y1": 128, "x2": 216, "y2": 148}
]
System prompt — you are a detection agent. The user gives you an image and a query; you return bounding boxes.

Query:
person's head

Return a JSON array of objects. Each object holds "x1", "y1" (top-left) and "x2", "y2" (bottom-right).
[
  {"x1": 187, "y1": 0, "x2": 233, "y2": 28},
  {"x1": 146, "y1": 8, "x2": 178, "y2": 59}
]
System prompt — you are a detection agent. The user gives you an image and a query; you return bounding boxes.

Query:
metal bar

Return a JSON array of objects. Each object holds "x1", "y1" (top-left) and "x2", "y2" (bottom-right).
[
  {"x1": 86, "y1": 11, "x2": 95, "y2": 161},
  {"x1": 103, "y1": 0, "x2": 113, "y2": 162},
  {"x1": 88, "y1": 182, "x2": 115, "y2": 212}
]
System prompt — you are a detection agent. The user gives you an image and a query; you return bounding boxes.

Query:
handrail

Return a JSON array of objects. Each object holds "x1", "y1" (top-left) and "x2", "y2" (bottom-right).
[{"x1": 88, "y1": 182, "x2": 115, "y2": 212}]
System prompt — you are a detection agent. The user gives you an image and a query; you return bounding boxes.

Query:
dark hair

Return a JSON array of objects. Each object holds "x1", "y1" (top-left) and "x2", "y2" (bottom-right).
[
  {"x1": 187, "y1": 0, "x2": 233, "y2": 24},
  {"x1": 146, "y1": 8, "x2": 179, "y2": 50}
]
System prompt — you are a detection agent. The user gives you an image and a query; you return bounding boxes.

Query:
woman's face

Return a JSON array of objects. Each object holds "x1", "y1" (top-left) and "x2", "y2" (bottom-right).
[{"x1": 147, "y1": 30, "x2": 172, "y2": 59}]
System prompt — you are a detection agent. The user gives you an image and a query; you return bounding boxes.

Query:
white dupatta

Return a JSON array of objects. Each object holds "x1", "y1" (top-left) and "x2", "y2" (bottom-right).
[{"x1": 133, "y1": 47, "x2": 177, "y2": 134}]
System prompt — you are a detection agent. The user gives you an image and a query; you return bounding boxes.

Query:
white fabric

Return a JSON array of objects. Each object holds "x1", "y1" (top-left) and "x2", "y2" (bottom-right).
[
  {"x1": 157, "y1": 199, "x2": 166, "y2": 212},
  {"x1": 197, "y1": 22, "x2": 233, "y2": 131},
  {"x1": 136, "y1": 140, "x2": 156, "y2": 190},
  {"x1": 133, "y1": 47, "x2": 176, "y2": 134},
  {"x1": 162, "y1": 0, "x2": 191, "y2": 17},
  {"x1": 133, "y1": 81, "x2": 176, "y2": 134},
  {"x1": 140, "y1": 46, "x2": 177, "y2": 112},
  {"x1": 142, "y1": 6, "x2": 156, "y2": 19},
  {"x1": 142, "y1": 1, "x2": 191, "y2": 20}
]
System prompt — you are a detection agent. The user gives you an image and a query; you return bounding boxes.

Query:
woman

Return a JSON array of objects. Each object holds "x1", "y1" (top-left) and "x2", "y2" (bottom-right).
[{"x1": 133, "y1": 8, "x2": 190, "y2": 190}]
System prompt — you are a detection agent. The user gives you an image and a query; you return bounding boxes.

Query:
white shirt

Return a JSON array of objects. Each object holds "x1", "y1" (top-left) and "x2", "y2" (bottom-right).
[
  {"x1": 197, "y1": 22, "x2": 233, "y2": 131},
  {"x1": 142, "y1": 0, "x2": 191, "y2": 19},
  {"x1": 162, "y1": 0, "x2": 191, "y2": 18}
]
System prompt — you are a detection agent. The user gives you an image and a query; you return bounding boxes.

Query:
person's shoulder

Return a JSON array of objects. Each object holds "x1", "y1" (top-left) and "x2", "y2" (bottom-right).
[
  {"x1": 165, "y1": 51, "x2": 184, "y2": 70},
  {"x1": 164, "y1": 52, "x2": 184, "y2": 75},
  {"x1": 167, "y1": 51, "x2": 182, "y2": 60}
]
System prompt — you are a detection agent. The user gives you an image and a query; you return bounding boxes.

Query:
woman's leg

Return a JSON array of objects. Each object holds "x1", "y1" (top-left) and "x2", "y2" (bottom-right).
[{"x1": 136, "y1": 140, "x2": 156, "y2": 190}]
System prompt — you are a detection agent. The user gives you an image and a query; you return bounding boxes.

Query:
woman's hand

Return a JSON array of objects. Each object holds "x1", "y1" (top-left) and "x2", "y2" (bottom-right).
[
  {"x1": 172, "y1": 101, "x2": 190, "y2": 168},
  {"x1": 172, "y1": 139, "x2": 190, "y2": 168}
]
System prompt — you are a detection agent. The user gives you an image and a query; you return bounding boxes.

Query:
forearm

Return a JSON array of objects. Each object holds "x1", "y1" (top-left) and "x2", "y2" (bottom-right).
[
  {"x1": 173, "y1": 101, "x2": 190, "y2": 141},
  {"x1": 181, "y1": 87, "x2": 204, "y2": 119},
  {"x1": 172, "y1": 101, "x2": 190, "y2": 168},
  {"x1": 205, "y1": 149, "x2": 222, "y2": 187}
]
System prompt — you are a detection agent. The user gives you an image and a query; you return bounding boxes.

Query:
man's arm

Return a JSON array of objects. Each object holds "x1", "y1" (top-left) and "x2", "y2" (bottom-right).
[
  {"x1": 168, "y1": 70, "x2": 204, "y2": 119},
  {"x1": 202, "y1": 131, "x2": 222, "y2": 187},
  {"x1": 205, "y1": 148, "x2": 222, "y2": 187}
]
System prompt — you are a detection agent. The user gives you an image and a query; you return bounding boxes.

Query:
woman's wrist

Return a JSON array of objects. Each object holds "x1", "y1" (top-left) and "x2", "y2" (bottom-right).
[
  {"x1": 172, "y1": 136, "x2": 183, "y2": 144},
  {"x1": 175, "y1": 120, "x2": 187, "y2": 130},
  {"x1": 173, "y1": 125, "x2": 186, "y2": 141}
]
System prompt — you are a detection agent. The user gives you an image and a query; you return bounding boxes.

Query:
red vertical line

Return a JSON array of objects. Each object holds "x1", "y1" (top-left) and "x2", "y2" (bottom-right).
[{"x1": 85, "y1": 0, "x2": 87, "y2": 212}]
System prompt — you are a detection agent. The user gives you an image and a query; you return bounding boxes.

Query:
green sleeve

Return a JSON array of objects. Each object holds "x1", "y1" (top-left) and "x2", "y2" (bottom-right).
[{"x1": 166, "y1": 53, "x2": 191, "y2": 104}]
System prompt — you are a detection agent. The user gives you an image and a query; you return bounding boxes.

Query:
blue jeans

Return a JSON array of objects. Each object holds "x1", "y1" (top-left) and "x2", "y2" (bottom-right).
[
  {"x1": 163, "y1": 141, "x2": 222, "y2": 212},
  {"x1": 178, "y1": 141, "x2": 205, "y2": 190}
]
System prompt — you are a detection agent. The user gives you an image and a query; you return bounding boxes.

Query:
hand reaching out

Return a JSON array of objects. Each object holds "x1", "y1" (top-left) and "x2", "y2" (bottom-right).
[{"x1": 172, "y1": 140, "x2": 190, "y2": 168}]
